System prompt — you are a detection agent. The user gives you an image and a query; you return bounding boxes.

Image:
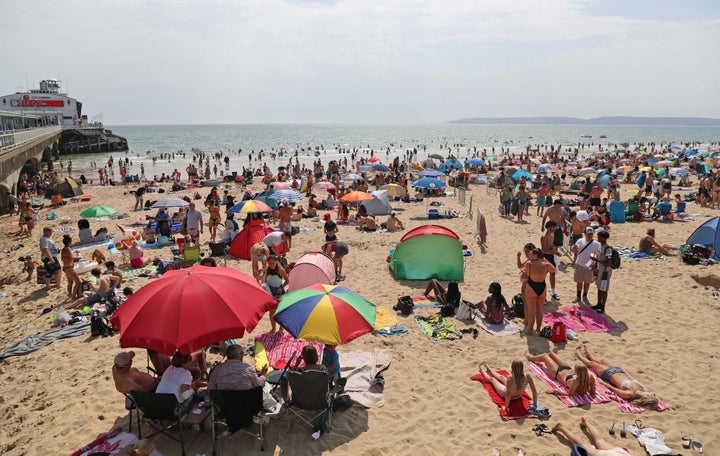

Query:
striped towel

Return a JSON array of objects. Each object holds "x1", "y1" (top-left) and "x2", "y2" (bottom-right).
[
  {"x1": 471, "y1": 370, "x2": 538, "y2": 421},
  {"x1": 412, "y1": 296, "x2": 442, "y2": 308},
  {"x1": 254, "y1": 331, "x2": 323, "y2": 370},
  {"x1": 54, "y1": 227, "x2": 75, "y2": 232},
  {"x1": 588, "y1": 376, "x2": 670, "y2": 414},
  {"x1": 528, "y1": 362, "x2": 611, "y2": 407}
]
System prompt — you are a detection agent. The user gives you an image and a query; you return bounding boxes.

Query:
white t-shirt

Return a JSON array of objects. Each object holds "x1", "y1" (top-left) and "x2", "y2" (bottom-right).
[
  {"x1": 185, "y1": 209, "x2": 203, "y2": 231},
  {"x1": 574, "y1": 238, "x2": 600, "y2": 268},
  {"x1": 39, "y1": 235, "x2": 59, "y2": 259},
  {"x1": 262, "y1": 231, "x2": 284, "y2": 248},
  {"x1": 156, "y1": 366, "x2": 192, "y2": 402}
]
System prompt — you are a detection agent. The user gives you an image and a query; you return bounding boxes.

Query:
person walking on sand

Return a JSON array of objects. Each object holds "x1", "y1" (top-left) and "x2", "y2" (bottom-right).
[
  {"x1": 60, "y1": 235, "x2": 81, "y2": 299},
  {"x1": 590, "y1": 230, "x2": 612, "y2": 313},
  {"x1": 540, "y1": 221, "x2": 560, "y2": 301},
  {"x1": 542, "y1": 199, "x2": 566, "y2": 254},
  {"x1": 572, "y1": 227, "x2": 600, "y2": 305},
  {"x1": 184, "y1": 202, "x2": 203, "y2": 244}
]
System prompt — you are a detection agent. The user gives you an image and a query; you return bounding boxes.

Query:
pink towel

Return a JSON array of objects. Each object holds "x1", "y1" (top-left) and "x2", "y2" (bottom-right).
[
  {"x1": 565, "y1": 305, "x2": 619, "y2": 332},
  {"x1": 543, "y1": 311, "x2": 585, "y2": 332},
  {"x1": 255, "y1": 332, "x2": 324, "y2": 370},
  {"x1": 528, "y1": 362, "x2": 611, "y2": 407}
]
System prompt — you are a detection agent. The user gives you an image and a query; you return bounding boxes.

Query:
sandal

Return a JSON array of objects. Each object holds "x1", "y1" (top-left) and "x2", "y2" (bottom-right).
[
  {"x1": 532, "y1": 424, "x2": 551, "y2": 437},
  {"x1": 693, "y1": 440, "x2": 703, "y2": 454},
  {"x1": 682, "y1": 436, "x2": 693, "y2": 449}
]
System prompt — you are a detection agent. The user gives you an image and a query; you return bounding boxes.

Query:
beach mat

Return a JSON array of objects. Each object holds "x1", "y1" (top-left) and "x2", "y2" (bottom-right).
[
  {"x1": 0, "y1": 323, "x2": 90, "y2": 360},
  {"x1": 474, "y1": 315, "x2": 520, "y2": 336},
  {"x1": 543, "y1": 305, "x2": 618, "y2": 333},
  {"x1": 414, "y1": 315, "x2": 462, "y2": 341},
  {"x1": 528, "y1": 362, "x2": 611, "y2": 407},
  {"x1": 118, "y1": 264, "x2": 156, "y2": 280},
  {"x1": 471, "y1": 370, "x2": 538, "y2": 421},
  {"x1": 412, "y1": 296, "x2": 442, "y2": 308},
  {"x1": 338, "y1": 349, "x2": 391, "y2": 408},
  {"x1": 375, "y1": 306, "x2": 398, "y2": 330},
  {"x1": 254, "y1": 331, "x2": 323, "y2": 370}
]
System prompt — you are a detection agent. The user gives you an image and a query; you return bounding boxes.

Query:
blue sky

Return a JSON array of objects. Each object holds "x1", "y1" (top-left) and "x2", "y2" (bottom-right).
[{"x1": 1, "y1": 0, "x2": 719, "y2": 124}]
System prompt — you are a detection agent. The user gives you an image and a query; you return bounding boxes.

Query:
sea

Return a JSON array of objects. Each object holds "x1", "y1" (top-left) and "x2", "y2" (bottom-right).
[{"x1": 60, "y1": 123, "x2": 720, "y2": 179}]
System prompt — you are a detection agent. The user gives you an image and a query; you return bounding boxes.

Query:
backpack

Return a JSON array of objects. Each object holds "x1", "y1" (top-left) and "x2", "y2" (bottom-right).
[
  {"x1": 91, "y1": 314, "x2": 113, "y2": 337},
  {"x1": 607, "y1": 245, "x2": 621, "y2": 270},
  {"x1": 393, "y1": 296, "x2": 414, "y2": 316},
  {"x1": 511, "y1": 293, "x2": 525, "y2": 319}
]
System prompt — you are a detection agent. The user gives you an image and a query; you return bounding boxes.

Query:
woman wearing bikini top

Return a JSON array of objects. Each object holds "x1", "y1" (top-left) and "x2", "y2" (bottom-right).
[
  {"x1": 478, "y1": 360, "x2": 538, "y2": 413},
  {"x1": 522, "y1": 248, "x2": 554, "y2": 336},
  {"x1": 575, "y1": 346, "x2": 659, "y2": 410},
  {"x1": 525, "y1": 351, "x2": 596, "y2": 396}
]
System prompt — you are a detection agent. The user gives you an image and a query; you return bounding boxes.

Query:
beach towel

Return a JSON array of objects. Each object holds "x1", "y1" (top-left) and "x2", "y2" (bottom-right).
[
  {"x1": 338, "y1": 349, "x2": 391, "y2": 408},
  {"x1": 473, "y1": 314, "x2": 520, "y2": 336},
  {"x1": 414, "y1": 315, "x2": 462, "y2": 341},
  {"x1": 528, "y1": 362, "x2": 611, "y2": 407},
  {"x1": 471, "y1": 370, "x2": 538, "y2": 420},
  {"x1": 118, "y1": 264, "x2": 156, "y2": 280},
  {"x1": 542, "y1": 311, "x2": 586, "y2": 332},
  {"x1": 375, "y1": 306, "x2": 398, "y2": 330},
  {"x1": 254, "y1": 331, "x2": 323, "y2": 370},
  {"x1": 69, "y1": 427, "x2": 163, "y2": 456},
  {"x1": 0, "y1": 323, "x2": 90, "y2": 360},
  {"x1": 616, "y1": 246, "x2": 665, "y2": 260},
  {"x1": 412, "y1": 295, "x2": 442, "y2": 308},
  {"x1": 564, "y1": 305, "x2": 619, "y2": 332},
  {"x1": 476, "y1": 208, "x2": 487, "y2": 245},
  {"x1": 597, "y1": 382, "x2": 670, "y2": 414},
  {"x1": 376, "y1": 325, "x2": 408, "y2": 336}
]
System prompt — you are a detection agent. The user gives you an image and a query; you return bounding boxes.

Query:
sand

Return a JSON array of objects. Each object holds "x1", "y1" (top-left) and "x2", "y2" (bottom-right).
[{"x1": 0, "y1": 173, "x2": 717, "y2": 456}]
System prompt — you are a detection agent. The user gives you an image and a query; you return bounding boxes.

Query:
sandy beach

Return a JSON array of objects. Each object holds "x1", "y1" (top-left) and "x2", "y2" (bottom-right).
[{"x1": 0, "y1": 170, "x2": 718, "y2": 456}]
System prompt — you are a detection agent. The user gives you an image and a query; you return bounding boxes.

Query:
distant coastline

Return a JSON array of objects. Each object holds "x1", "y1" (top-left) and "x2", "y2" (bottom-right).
[{"x1": 449, "y1": 116, "x2": 720, "y2": 126}]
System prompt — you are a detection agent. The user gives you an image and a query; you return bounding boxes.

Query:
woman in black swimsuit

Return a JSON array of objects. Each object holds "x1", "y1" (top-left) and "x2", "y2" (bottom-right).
[
  {"x1": 525, "y1": 351, "x2": 596, "y2": 396},
  {"x1": 522, "y1": 248, "x2": 554, "y2": 336}
]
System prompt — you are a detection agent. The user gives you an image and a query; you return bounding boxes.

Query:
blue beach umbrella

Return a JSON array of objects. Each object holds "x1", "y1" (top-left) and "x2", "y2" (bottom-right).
[
  {"x1": 412, "y1": 177, "x2": 446, "y2": 190},
  {"x1": 536, "y1": 164, "x2": 554, "y2": 174},
  {"x1": 512, "y1": 169, "x2": 533, "y2": 181},
  {"x1": 466, "y1": 158, "x2": 487, "y2": 167},
  {"x1": 372, "y1": 163, "x2": 391, "y2": 172},
  {"x1": 444, "y1": 159, "x2": 463, "y2": 170},
  {"x1": 343, "y1": 173, "x2": 363, "y2": 181},
  {"x1": 418, "y1": 169, "x2": 445, "y2": 177},
  {"x1": 669, "y1": 167, "x2": 689, "y2": 176}
]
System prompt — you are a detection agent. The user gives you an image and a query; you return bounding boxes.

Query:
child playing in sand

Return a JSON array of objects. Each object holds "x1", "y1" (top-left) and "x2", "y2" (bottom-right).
[{"x1": 20, "y1": 256, "x2": 38, "y2": 281}]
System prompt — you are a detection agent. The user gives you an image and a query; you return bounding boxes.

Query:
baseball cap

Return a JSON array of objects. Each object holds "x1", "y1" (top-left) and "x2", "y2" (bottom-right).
[
  {"x1": 391, "y1": 211, "x2": 397, "y2": 216},
  {"x1": 114, "y1": 351, "x2": 135, "y2": 368},
  {"x1": 584, "y1": 227, "x2": 595, "y2": 234}
]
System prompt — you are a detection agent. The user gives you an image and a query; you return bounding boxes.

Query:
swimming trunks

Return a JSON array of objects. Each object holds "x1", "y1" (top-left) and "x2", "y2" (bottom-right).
[
  {"x1": 543, "y1": 253, "x2": 555, "y2": 266},
  {"x1": 600, "y1": 366, "x2": 625, "y2": 383},
  {"x1": 553, "y1": 228, "x2": 564, "y2": 247},
  {"x1": 555, "y1": 365, "x2": 572, "y2": 381}
]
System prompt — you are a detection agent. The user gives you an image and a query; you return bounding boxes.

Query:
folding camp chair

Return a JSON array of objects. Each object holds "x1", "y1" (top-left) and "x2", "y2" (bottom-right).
[
  {"x1": 178, "y1": 245, "x2": 201, "y2": 267},
  {"x1": 210, "y1": 387, "x2": 266, "y2": 454},
  {"x1": 675, "y1": 201, "x2": 687, "y2": 219},
  {"x1": 130, "y1": 390, "x2": 191, "y2": 456},
  {"x1": 208, "y1": 242, "x2": 229, "y2": 266},
  {"x1": 284, "y1": 370, "x2": 343, "y2": 434},
  {"x1": 157, "y1": 219, "x2": 172, "y2": 237}
]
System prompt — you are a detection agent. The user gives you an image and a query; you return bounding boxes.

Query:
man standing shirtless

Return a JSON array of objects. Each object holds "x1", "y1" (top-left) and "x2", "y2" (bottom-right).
[
  {"x1": 542, "y1": 199, "x2": 567, "y2": 255},
  {"x1": 541, "y1": 221, "x2": 560, "y2": 300}
]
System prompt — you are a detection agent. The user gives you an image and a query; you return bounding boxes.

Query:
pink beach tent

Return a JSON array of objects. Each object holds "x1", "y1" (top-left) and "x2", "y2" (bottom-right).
[{"x1": 287, "y1": 250, "x2": 337, "y2": 292}]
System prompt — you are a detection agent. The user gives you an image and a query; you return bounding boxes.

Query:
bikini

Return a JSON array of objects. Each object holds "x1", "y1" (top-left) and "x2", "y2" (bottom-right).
[
  {"x1": 600, "y1": 366, "x2": 644, "y2": 390},
  {"x1": 508, "y1": 376, "x2": 529, "y2": 400},
  {"x1": 526, "y1": 263, "x2": 546, "y2": 296},
  {"x1": 555, "y1": 365, "x2": 574, "y2": 381}
]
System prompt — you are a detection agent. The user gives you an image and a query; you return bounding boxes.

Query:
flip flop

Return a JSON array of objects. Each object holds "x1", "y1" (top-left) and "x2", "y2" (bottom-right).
[
  {"x1": 682, "y1": 436, "x2": 693, "y2": 449},
  {"x1": 693, "y1": 440, "x2": 703, "y2": 453}
]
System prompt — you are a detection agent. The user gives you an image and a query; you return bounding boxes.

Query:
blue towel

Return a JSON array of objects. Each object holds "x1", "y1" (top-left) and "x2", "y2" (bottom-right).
[{"x1": 629, "y1": 252, "x2": 650, "y2": 258}]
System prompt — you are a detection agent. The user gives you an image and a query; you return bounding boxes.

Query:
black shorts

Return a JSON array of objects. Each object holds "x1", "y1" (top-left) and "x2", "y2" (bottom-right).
[
  {"x1": 44, "y1": 257, "x2": 61, "y2": 274},
  {"x1": 589, "y1": 197, "x2": 601, "y2": 207}
]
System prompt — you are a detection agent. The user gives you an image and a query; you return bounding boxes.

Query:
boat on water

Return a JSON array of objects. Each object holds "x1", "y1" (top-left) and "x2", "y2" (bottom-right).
[
  {"x1": 581, "y1": 135, "x2": 592, "y2": 138},
  {"x1": 600, "y1": 134, "x2": 607, "y2": 139}
]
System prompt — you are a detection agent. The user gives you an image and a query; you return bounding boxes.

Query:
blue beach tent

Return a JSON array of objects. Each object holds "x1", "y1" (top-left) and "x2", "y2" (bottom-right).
[{"x1": 686, "y1": 217, "x2": 720, "y2": 260}]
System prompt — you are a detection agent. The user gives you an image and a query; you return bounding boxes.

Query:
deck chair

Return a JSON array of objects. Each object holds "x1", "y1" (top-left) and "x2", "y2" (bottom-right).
[
  {"x1": 656, "y1": 202, "x2": 672, "y2": 220},
  {"x1": 130, "y1": 390, "x2": 191, "y2": 456},
  {"x1": 210, "y1": 387, "x2": 265, "y2": 454},
  {"x1": 181, "y1": 245, "x2": 201, "y2": 267},
  {"x1": 157, "y1": 219, "x2": 172, "y2": 237},
  {"x1": 625, "y1": 200, "x2": 640, "y2": 221},
  {"x1": 208, "y1": 242, "x2": 229, "y2": 266},
  {"x1": 285, "y1": 370, "x2": 343, "y2": 434}
]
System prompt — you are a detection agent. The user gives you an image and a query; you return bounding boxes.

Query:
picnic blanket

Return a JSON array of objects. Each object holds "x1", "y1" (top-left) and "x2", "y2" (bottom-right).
[
  {"x1": 412, "y1": 295, "x2": 442, "y2": 308},
  {"x1": 338, "y1": 349, "x2": 391, "y2": 408},
  {"x1": 543, "y1": 305, "x2": 618, "y2": 333},
  {"x1": 254, "y1": 331, "x2": 323, "y2": 370},
  {"x1": 471, "y1": 370, "x2": 538, "y2": 420},
  {"x1": 528, "y1": 362, "x2": 611, "y2": 407},
  {"x1": 118, "y1": 264, "x2": 156, "y2": 280},
  {"x1": 616, "y1": 246, "x2": 665, "y2": 260},
  {"x1": 414, "y1": 315, "x2": 462, "y2": 341},
  {"x1": 0, "y1": 323, "x2": 90, "y2": 360},
  {"x1": 474, "y1": 315, "x2": 520, "y2": 336}
]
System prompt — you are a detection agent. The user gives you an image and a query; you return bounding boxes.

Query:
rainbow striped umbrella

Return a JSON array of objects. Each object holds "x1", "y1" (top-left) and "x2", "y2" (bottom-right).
[
  {"x1": 228, "y1": 199, "x2": 273, "y2": 214},
  {"x1": 274, "y1": 284, "x2": 376, "y2": 345}
]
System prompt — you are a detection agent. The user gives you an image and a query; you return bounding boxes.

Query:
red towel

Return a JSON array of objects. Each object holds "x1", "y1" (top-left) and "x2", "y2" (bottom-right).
[{"x1": 471, "y1": 370, "x2": 536, "y2": 421}]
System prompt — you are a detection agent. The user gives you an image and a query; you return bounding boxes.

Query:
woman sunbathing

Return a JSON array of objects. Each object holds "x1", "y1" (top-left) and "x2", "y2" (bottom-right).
[
  {"x1": 525, "y1": 351, "x2": 596, "y2": 396},
  {"x1": 575, "y1": 346, "x2": 659, "y2": 410},
  {"x1": 478, "y1": 360, "x2": 537, "y2": 413},
  {"x1": 553, "y1": 418, "x2": 631, "y2": 456}
]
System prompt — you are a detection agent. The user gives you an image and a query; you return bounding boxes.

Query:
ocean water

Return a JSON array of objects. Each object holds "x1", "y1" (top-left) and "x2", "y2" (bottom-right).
[{"x1": 60, "y1": 123, "x2": 720, "y2": 178}]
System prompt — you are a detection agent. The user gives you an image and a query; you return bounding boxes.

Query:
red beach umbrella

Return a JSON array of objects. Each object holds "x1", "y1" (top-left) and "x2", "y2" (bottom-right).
[
  {"x1": 367, "y1": 157, "x2": 380, "y2": 163},
  {"x1": 110, "y1": 265, "x2": 276, "y2": 355}
]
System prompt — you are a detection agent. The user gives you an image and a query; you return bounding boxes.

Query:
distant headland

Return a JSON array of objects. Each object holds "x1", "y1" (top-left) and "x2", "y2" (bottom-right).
[{"x1": 449, "y1": 116, "x2": 720, "y2": 126}]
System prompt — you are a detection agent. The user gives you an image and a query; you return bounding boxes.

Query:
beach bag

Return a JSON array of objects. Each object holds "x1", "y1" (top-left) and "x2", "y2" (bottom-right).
[
  {"x1": 455, "y1": 300, "x2": 476, "y2": 320},
  {"x1": 393, "y1": 296, "x2": 414, "y2": 316},
  {"x1": 551, "y1": 321, "x2": 567, "y2": 343},
  {"x1": 539, "y1": 325, "x2": 552, "y2": 339},
  {"x1": 440, "y1": 302, "x2": 455, "y2": 317},
  {"x1": 511, "y1": 293, "x2": 525, "y2": 319},
  {"x1": 91, "y1": 313, "x2": 113, "y2": 337}
]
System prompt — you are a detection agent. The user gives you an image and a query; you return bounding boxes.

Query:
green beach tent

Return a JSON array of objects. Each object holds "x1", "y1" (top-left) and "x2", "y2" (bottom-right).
[{"x1": 389, "y1": 225, "x2": 464, "y2": 281}]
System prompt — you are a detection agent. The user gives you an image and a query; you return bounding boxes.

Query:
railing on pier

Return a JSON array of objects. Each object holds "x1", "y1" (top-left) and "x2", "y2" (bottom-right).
[{"x1": 0, "y1": 126, "x2": 62, "y2": 154}]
